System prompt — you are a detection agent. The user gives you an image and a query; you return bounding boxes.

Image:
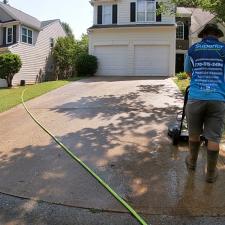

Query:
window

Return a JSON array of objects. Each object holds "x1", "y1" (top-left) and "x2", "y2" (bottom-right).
[
  {"x1": 21, "y1": 27, "x2": 33, "y2": 44},
  {"x1": 6, "y1": 27, "x2": 13, "y2": 44},
  {"x1": 103, "y1": 5, "x2": 112, "y2": 24},
  {"x1": 176, "y1": 21, "x2": 184, "y2": 40},
  {"x1": 50, "y1": 38, "x2": 54, "y2": 48},
  {"x1": 137, "y1": 0, "x2": 156, "y2": 22}
]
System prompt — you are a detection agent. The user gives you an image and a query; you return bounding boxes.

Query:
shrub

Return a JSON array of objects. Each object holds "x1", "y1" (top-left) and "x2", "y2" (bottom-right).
[
  {"x1": 53, "y1": 36, "x2": 76, "y2": 80},
  {"x1": 52, "y1": 34, "x2": 89, "y2": 80},
  {"x1": 0, "y1": 53, "x2": 22, "y2": 87},
  {"x1": 176, "y1": 72, "x2": 188, "y2": 80},
  {"x1": 75, "y1": 54, "x2": 98, "y2": 76}
]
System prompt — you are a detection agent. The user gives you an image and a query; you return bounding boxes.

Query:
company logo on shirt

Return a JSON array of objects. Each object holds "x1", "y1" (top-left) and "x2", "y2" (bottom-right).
[{"x1": 195, "y1": 43, "x2": 224, "y2": 50}]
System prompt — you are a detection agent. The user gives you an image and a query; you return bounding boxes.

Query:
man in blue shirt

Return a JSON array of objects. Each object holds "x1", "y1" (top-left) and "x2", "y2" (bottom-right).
[{"x1": 184, "y1": 24, "x2": 225, "y2": 183}]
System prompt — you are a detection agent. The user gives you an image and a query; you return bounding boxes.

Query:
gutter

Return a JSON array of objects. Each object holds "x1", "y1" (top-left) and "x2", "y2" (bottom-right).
[
  {"x1": 88, "y1": 23, "x2": 176, "y2": 31},
  {"x1": 0, "y1": 20, "x2": 20, "y2": 27},
  {"x1": 89, "y1": 0, "x2": 118, "y2": 6}
]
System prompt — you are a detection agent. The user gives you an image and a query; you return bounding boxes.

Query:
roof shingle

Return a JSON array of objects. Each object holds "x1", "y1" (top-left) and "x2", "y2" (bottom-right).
[{"x1": 0, "y1": 2, "x2": 41, "y2": 30}]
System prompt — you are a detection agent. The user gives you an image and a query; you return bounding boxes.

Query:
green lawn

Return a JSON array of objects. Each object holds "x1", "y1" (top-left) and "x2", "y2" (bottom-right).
[
  {"x1": 0, "y1": 78, "x2": 81, "y2": 113},
  {"x1": 173, "y1": 77, "x2": 190, "y2": 95}
]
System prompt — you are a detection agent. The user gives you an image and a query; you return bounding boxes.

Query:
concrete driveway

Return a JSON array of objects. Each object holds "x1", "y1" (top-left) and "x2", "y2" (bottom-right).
[{"x1": 1, "y1": 77, "x2": 225, "y2": 225}]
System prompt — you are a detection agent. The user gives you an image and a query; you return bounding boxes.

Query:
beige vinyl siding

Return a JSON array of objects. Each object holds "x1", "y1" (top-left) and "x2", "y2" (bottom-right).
[
  {"x1": 93, "y1": 4, "x2": 98, "y2": 26},
  {"x1": 89, "y1": 26, "x2": 176, "y2": 76},
  {"x1": 0, "y1": 7, "x2": 13, "y2": 22},
  {"x1": 93, "y1": 0, "x2": 175, "y2": 25},
  {"x1": 161, "y1": 14, "x2": 175, "y2": 24},
  {"x1": 10, "y1": 21, "x2": 66, "y2": 85},
  {"x1": 117, "y1": 0, "x2": 132, "y2": 25}
]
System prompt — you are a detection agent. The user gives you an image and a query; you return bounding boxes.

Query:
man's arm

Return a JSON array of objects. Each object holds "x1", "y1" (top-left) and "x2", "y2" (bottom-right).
[{"x1": 184, "y1": 54, "x2": 193, "y2": 78}]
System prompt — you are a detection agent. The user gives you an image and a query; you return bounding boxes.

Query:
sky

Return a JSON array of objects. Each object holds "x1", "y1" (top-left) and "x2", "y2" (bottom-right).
[{"x1": 9, "y1": 0, "x2": 93, "y2": 39}]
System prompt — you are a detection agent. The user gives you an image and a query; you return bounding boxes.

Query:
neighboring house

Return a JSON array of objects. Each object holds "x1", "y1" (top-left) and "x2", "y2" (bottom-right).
[
  {"x1": 0, "y1": 2, "x2": 66, "y2": 87},
  {"x1": 175, "y1": 7, "x2": 225, "y2": 73},
  {"x1": 88, "y1": 0, "x2": 176, "y2": 77}
]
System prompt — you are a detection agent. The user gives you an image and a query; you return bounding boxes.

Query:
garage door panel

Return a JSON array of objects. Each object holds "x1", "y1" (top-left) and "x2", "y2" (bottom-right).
[
  {"x1": 94, "y1": 45, "x2": 128, "y2": 76},
  {"x1": 134, "y1": 45, "x2": 169, "y2": 76}
]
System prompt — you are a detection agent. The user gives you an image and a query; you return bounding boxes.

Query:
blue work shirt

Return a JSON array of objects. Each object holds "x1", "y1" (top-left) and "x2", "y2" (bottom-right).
[{"x1": 184, "y1": 36, "x2": 225, "y2": 101}]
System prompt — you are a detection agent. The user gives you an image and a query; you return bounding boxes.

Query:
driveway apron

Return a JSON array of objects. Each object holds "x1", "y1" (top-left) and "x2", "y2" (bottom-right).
[{"x1": 1, "y1": 77, "x2": 225, "y2": 218}]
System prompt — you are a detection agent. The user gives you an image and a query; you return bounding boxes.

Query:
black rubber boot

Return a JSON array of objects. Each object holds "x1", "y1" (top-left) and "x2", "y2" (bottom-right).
[
  {"x1": 206, "y1": 150, "x2": 219, "y2": 183},
  {"x1": 185, "y1": 141, "x2": 200, "y2": 171}
]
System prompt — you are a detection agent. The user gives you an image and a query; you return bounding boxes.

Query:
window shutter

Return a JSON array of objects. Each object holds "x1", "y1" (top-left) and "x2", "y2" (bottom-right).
[
  {"x1": 156, "y1": 2, "x2": 162, "y2": 22},
  {"x1": 97, "y1": 5, "x2": 103, "y2": 24},
  {"x1": 184, "y1": 22, "x2": 189, "y2": 40},
  {"x1": 130, "y1": 2, "x2": 136, "y2": 22},
  {"x1": 13, "y1": 25, "x2": 17, "y2": 43},
  {"x1": 112, "y1": 4, "x2": 118, "y2": 24},
  {"x1": 3, "y1": 27, "x2": 6, "y2": 46}
]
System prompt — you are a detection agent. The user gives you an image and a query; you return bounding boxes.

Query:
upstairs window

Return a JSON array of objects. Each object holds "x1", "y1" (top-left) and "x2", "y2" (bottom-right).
[
  {"x1": 103, "y1": 5, "x2": 112, "y2": 24},
  {"x1": 176, "y1": 21, "x2": 184, "y2": 40},
  {"x1": 97, "y1": 4, "x2": 118, "y2": 25},
  {"x1": 22, "y1": 27, "x2": 33, "y2": 44},
  {"x1": 6, "y1": 27, "x2": 13, "y2": 44},
  {"x1": 137, "y1": 0, "x2": 156, "y2": 22}
]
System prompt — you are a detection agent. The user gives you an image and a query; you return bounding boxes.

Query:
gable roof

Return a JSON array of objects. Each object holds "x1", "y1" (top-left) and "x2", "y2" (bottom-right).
[
  {"x1": 0, "y1": 2, "x2": 41, "y2": 30},
  {"x1": 41, "y1": 19, "x2": 60, "y2": 28},
  {"x1": 177, "y1": 7, "x2": 215, "y2": 35},
  {"x1": 0, "y1": 3, "x2": 62, "y2": 31}
]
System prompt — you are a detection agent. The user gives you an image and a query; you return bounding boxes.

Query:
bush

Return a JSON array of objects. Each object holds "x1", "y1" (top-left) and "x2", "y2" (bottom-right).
[
  {"x1": 75, "y1": 54, "x2": 98, "y2": 76},
  {"x1": 53, "y1": 36, "x2": 76, "y2": 80},
  {"x1": 52, "y1": 34, "x2": 90, "y2": 79},
  {"x1": 176, "y1": 72, "x2": 188, "y2": 80},
  {"x1": 0, "y1": 53, "x2": 22, "y2": 87}
]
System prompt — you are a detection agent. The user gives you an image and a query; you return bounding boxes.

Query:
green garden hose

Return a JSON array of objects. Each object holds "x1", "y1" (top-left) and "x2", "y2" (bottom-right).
[{"x1": 21, "y1": 89, "x2": 149, "y2": 225}]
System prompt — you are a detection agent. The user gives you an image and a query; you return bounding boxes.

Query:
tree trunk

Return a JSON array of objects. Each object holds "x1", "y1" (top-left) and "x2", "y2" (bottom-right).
[{"x1": 6, "y1": 75, "x2": 13, "y2": 88}]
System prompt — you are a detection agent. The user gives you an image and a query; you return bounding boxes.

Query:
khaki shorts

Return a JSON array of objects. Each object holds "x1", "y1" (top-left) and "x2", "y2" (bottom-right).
[{"x1": 186, "y1": 100, "x2": 225, "y2": 143}]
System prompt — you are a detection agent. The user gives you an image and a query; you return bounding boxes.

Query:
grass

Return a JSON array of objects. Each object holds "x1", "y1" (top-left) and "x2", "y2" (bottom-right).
[
  {"x1": 173, "y1": 77, "x2": 190, "y2": 95},
  {"x1": 0, "y1": 77, "x2": 83, "y2": 113}
]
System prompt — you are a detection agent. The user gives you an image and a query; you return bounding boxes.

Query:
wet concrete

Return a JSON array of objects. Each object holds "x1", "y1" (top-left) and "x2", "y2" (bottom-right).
[
  {"x1": 1, "y1": 192, "x2": 225, "y2": 225},
  {"x1": 1, "y1": 77, "x2": 225, "y2": 224}
]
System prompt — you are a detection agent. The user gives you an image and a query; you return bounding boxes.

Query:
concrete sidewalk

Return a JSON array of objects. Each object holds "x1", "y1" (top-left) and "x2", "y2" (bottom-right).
[{"x1": 1, "y1": 77, "x2": 225, "y2": 225}]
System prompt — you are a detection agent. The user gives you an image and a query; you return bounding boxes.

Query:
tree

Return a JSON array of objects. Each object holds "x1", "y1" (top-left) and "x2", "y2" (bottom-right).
[
  {"x1": 3, "y1": 0, "x2": 8, "y2": 4},
  {"x1": 73, "y1": 34, "x2": 89, "y2": 60},
  {"x1": 0, "y1": 53, "x2": 22, "y2": 88},
  {"x1": 62, "y1": 22, "x2": 74, "y2": 39},
  {"x1": 52, "y1": 34, "x2": 89, "y2": 79},
  {"x1": 78, "y1": 34, "x2": 89, "y2": 54},
  {"x1": 171, "y1": 0, "x2": 225, "y2": 22},
  {"x1": 52, "y1": 36, "x2": 76, "y2": 79}
]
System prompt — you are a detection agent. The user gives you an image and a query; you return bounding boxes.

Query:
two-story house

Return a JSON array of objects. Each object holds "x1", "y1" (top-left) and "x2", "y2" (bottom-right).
[
  {"x1": 88, "y1": 0, "x2": 176, "y2": 77},
  {"x1": 175, "y1": 7, "x2": 225, "y2": 73},
  {"x1": 0, "y1": 2, "x2": 66, "y2": 87}
]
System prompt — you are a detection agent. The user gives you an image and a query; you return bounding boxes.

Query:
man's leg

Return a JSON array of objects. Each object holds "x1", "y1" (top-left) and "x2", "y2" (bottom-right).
[
  {"x1": 206, "y1": 141, "x2": 219, "y2": 183},
  {"x1": 204, "y1": 101, "x2": 225, "y2": 183},
  {"x1": 186, "y1": 134, "x2": 201, "y2": 170},
  {"x1": 185, "y1": 101, "x2": 205, "y2": 170}
]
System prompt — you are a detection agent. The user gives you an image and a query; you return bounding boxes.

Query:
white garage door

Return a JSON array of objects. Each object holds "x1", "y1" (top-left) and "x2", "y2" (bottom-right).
[
  {"x1": 134, "y1": 45, "x2": 170, "y2": 76},
  {"x1": 94, "y1": 45, "x2": 128, "y2": 76}
]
